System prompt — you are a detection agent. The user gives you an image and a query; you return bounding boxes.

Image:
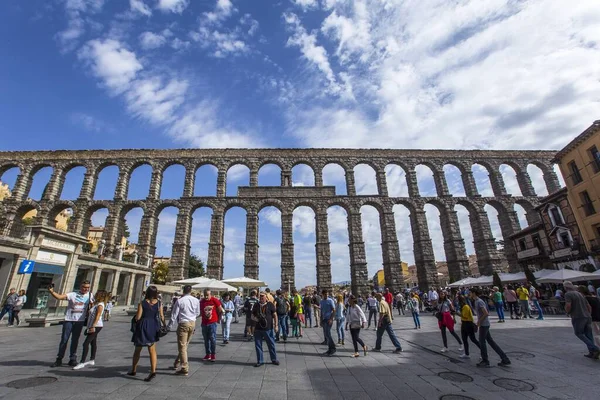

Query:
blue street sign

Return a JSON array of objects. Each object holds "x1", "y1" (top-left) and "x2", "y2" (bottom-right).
[{"x1": 18, "y1": 260, "x2": 35, "y2": 274}]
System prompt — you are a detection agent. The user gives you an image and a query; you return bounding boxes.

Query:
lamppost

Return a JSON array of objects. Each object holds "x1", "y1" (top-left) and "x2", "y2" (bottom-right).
[{"x1": 284, "y1": 279, "x2": 293, "y2": 294}]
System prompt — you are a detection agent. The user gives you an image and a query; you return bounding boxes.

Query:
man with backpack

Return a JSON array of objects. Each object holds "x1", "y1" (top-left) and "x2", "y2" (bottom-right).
[
  {"x1": 528, "y1": 282, "x2": 544, "y2": 320},
  {"x1": 274, "y1": 290, "x2": 290, "y2": 342}
]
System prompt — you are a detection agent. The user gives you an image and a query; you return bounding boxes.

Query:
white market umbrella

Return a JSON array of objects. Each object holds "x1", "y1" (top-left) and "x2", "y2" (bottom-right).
[
  {"x1": 533, "y1": 269, "x2": 557, "y2": 279},
  {"x1": 537, "y1": 269, "x2": 595, "y2": 284},
  {"x1": 221, "y1": 276, "x2": 267, "y2": 288},
  {"x1": 499, "y1": 272, "x2": 527, "y2": 283},
  {"x1": 191, "y1": 279, "x2": 237, "y2": 292},
  {"x1": 172, "y1": 277, "x2": 213, "y2": 285}
]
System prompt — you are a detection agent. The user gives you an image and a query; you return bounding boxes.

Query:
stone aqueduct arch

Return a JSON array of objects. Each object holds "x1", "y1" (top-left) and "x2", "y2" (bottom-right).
[{"x1": 0, "y1": 149, "x2": 561, "y2": 294}]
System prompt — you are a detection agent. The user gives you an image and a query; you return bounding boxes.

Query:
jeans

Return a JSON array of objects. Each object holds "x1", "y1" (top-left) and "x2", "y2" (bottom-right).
[
  {"x1": 495, "y1": 302, "x2": 505, "y2": 321},
  {"x1": 176, "y1": 321, "x2": 195, "y2": 371},
  {"x1": 222, "y1": 313, "x2": 232, "y2": 341},
  {"x1": 304, "y1": 306, "x2": 312, "y2": 327},
  {"x1": 233, "y1": 305, "x2": 241, "y2": 323},
  {"x1": 336, "y1": 317, "x2": 345, "y2": 342},
  {"x1": 441, "y1": 325, "x2": 462, "y2": 348},
  {"x1": 519, "y1": 300, "x2": 532, "y2": 318},
  {"x1": 81, "y1": 327, "x2": 103, "y2": 363},
  {"x1": 532, "y1": 299, "x2": 544, "y2": 319},
  {"x1": 478, "y1": 325, "x2": 508, "y2": 363},
  {"x1": 276, "y1": 315, "x2": 288, "y2": 341},
  {"x1": 202, "y1": 323, "x2": 217, "y2": 356},
  {"x1": 411, "y1": 312, "x2": 420, "y2": 328},
  {"x1": 460, "y1": 321, "x2": 480, "y2": 356},
  {"x1": 375, "y1": 322, "x2": 402, "y2": 350},
  {"x1": 57, "y1": 321, "x2": 85, "y2": 362},
  {"x1": 255, "y1": 329, "x2": 277, "y2": 364},
  {"x1": 350, "y1": 328, "x2": 365, "y2": 352},
  {"x1": 0, "y1": 305, "x2": 14, "y2": 325},
  {"x1": 367, "y1": 308, "x2": 378, "y2": 327},
  {"x1": 507, "y1": 301, "x2": 519, "y2": 318},
  {"x1": 322, "y1": 320, "x2": 336, "y2": 352},
  {"x1": 571, "y1": 317, "x2": 599, "y2": 353}
]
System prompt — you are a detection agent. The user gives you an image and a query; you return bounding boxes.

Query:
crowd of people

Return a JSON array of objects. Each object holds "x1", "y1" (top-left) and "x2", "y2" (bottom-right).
[{"x1": 6, "y1": 276, "x2": 599, "y2": 383}]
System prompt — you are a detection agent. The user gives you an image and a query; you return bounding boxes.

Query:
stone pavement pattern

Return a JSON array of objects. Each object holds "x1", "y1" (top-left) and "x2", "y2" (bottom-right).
[{"x1": 0, "y1": 311, "x2": 599, "y2": 400}]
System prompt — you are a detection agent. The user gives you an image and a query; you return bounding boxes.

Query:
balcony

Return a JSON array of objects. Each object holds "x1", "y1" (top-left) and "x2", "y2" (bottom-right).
[{"x1": 517, "y1": 247, "x2": 540, "y2": 259}]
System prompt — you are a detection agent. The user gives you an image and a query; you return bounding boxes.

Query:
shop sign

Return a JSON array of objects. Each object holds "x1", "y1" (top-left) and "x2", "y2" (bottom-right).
[
  {"x1": 41, "y1": 238, "x2": 76, "y2": 253},
  {"x1": 36, "y1": 250, "x2": 68, "y2": 266},
  {"x1": 17, "y1": 260, "x2": 35, "y2": 274}
]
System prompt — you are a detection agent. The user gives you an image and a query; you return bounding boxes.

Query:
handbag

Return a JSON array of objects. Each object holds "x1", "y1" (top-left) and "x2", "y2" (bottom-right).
[
  {"x1": 435, "y1": 311, "x2": 443, "y2": 321},
  {"x1": 157, "y1": 301, "x2": 168, "y2": 337}
]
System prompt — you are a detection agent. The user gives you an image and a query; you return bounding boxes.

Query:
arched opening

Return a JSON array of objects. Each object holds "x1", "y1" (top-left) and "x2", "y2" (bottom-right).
[
  {"x1": 0, "y1": 166, "x2": 20, "y2": 195},
  {"x1": 160, "y1": 164, "x2": 185, "y2": 199},
  {"x1": 85, "y1": 207, "x2": 109, "y2": 255},
  {"x1": 385, "y1": 164, "x2": 408, "y2": 197},
  {"x1": 154, "y1": 206, "x2": 179, "y2": 265},
  {"x1": 424, "y1": 204, "x2": 446, "y2": 285},
  {"x1": 471, "y1": 164, "x2": 493, "y2": 196},
  {"x1": 392, "y1": 204, "x2": 415, "y2": 287},
  {"x1": 258, "y1": 206, "x2": 282, "y2": 289},
  {"x1": 527, "y1": 164, "x2": 547, "y2": 196},
  {"x1": 9, "y1": 205, "x2": 38, "y2": 237},
  {"x1": 120, "y1": 207, "x2": 144, "y2": 262},
  {"x1": 323, "y1": 163, "x2": 347, "y2": 195},
  {"x1": 258, "y1": 163, "x2": 281, "y2": 186},
  {"x1": 223, "y1": 206, "x2": 247, "y2": 279},
  {"x1": 500, "y1": 164, "x2": 521, "y2": 196},
  {"x1": 94, "y1": 165, "x2": 119, "y2": 200},
  {"x1": 60, "y1": 166, "x2": 86, "y2": 200},
  {"x1": 360, "y1": 205, "x2": 383, "y2": 280},
  {"x1": 454, "y1": 204, "x2": 476, "y2": 261},
  {"x1": 226, "y1": 164, "x2": 249, "y2": 196},
  {"x1": 128, "y1": 164, "x2": 152, "y2": 200},
  {"x1": 51, "y1": 206, "x2": 74, "y2": 231},
  {"x1": 327, "y1": 205, "x2": 350, "y2": 285},
  {"x1": 514, "y1": 203, "x2": 528, "y2": 229},
  {"x1": 28, "y1": 166, "x2": 53, "y2": 200},
  {"x1": 415, "y1": 165, "x2": 436, "y2": 197},
  {"x1": 292, "y1": 164, "x2": 315, "y2": 186},
  {"x1": 195, "y1": 164, "x2": 218, "y2": 196},
  {"x1": 293, "y1": 206, "x2": 316, "y2": 287},
  {"x1": 444, "y1": 164, "x2": 466, "y2": 196},
  {"x1": 484, "y1": 204, "x2": 504, "y2": 250},
  {"x1": 554, "y1": 164, "x2": 566, "y2": 187},
  {"x1": 190, "y1": 207, "x2": 213, "y2": 272},
  {"x1": 354, "y1": 164, "x2": 378, "y2": 195}
]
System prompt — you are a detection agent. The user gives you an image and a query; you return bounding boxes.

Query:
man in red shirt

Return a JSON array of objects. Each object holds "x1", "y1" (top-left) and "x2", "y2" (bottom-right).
[
  {"x1": 384, "y1": 288, "x2": 393, "y2": 307},
  {"x1": 200, "y1": 290, "x2": 224, "y2": 362}
]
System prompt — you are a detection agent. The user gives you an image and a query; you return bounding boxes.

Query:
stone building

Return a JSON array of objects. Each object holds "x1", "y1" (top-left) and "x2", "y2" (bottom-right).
[
  {"x1": 554, "y1": 120, "x2": 600, "y2": 265},
  {"x1": 0, "y1": 148, "x2": 562, "y2": 299}
]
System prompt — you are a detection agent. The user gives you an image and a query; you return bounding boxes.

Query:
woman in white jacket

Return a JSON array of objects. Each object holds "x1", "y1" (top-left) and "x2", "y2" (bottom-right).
[{"x1": 345, "y1": 295, "x2": 368, "y2": 357}]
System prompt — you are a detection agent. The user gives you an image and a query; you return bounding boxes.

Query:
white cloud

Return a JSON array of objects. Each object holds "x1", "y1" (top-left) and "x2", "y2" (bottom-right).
[
  {"x1": 130, "y1": 0, "x2": 152, "y2": 16},
  {"x1": 139, "y1": 31, "x2": 167, "y2": 50},
  {"x1": 70, "y1": 112, "x2": 113, "y2": 133},
  {"x1": 291, "y1": 0, "x2": 319, "y2": 11},
  {"x1": 189, "y1": 27, "x2": 248, "y2": 58},
  {"x1": 171, "y1": 38, "x2": 190, "y2": 50},
  {"x1": 55, "y1": 0, "x2": 106, "y2": 53},
  {"x1": 240, "y1": 14, "x2": 259, "y2": 36},
  {"x1": 293, "y1": 207, "x2": 315, "y2": 237},
  {"x1": 157, "y1": 0, "x2": 189, "y2": 13},
  {"x1": 203, "y1": 0, "x2": 236, "y2": 25}
]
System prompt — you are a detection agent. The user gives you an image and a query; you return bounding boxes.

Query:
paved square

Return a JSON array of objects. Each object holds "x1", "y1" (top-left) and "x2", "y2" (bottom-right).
[{"x1": 0, "y1": 311, "x2": 598, "y2": 399}]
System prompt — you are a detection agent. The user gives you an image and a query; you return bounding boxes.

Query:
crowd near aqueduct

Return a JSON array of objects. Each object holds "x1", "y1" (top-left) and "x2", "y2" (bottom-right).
[{"x1": 0, "y1": 149, "x2": 562, "y2": 294}]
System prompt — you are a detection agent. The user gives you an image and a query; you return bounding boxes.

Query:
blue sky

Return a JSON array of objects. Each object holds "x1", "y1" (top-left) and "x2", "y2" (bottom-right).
[{"x1": 1, "y1": 0, "x2": 598, "y2": 288}]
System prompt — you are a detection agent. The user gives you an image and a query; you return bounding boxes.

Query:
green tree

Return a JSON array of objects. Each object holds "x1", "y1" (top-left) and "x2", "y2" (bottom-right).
[
  {"x1": 123, "y1": 222, "x2": 131, "y2": 239},
  {"x1": 189, "y1": 254, "x2": 205, "y2": 278},
  {"x1": 152, "y1": 262, "x2": 169, "y2": 285}
]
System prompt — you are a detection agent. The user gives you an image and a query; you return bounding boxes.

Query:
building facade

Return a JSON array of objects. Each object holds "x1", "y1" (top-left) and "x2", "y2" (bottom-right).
[{"x1": 554, "y1": 120, "x2": 600, "y2": 264}]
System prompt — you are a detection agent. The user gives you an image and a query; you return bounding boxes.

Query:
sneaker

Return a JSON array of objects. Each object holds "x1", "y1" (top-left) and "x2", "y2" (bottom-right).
[
  {"x1": 272, "y1": 360, "x2": 280, "y2": 365},
  {"x1": 51, "y1": 359, "x2": 63, "y2": 368},
  {"x1": 68, "y1": 360, "x2": 78, "y2": 367},
  {"x1": 459, "y1": 354, "x2": 470, "y2": 359},
  {"x1": 175, "y1": 369, "x2": 188, "y2": 376},
  {"x1": 440, "y1": 347, "x2": 448, "y2": 353},
  {"x1": 498, "y1": 359, "x2": 511, "y2": 367},
  {"x1": 86, "y1": 360, "x2": 95, "y2": 367},
  {"x1": 209, "y1": 354, "x2": 216, "y2": 362},
  {"x1": 584, "y1": 353, "x2": 595, "y2": 359},
  {"x1": 72, "y1": 363, "x2": 86, "y2": 370},
  {"x1": 393, "y1": 348, "x2": 403, "y2": 354},
  {"x1": 203, "y1": 355, "x2": 211, "y2": 361},
  {"x1": 321, "y1": 341, "x2": 327, "y2": 345},
  {"x1": 593, "y1": 350, "x2": 600, "y2": 359},
  {"x1": 458, "y1": 345, "x2": 464, "y2": 352},
  {"x1": 372, "y1": 348, "x2": 381, "y2": 352},
  {"x1": 476, "y1": 360, "x2": 490, "y2": 368}
]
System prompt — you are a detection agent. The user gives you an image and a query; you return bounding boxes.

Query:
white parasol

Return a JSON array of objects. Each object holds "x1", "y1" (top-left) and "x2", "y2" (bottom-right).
[{"x1": 221, "y1": 276, "x2": 267, "y2": 288}]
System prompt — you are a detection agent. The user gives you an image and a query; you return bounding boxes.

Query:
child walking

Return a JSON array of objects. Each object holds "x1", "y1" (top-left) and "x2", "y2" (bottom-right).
[
  {"x1": 73, "y1": 290, "x2": 109, "y2": 369},
  {"x1": 289, "y1": 304, "x2": 300, "y2": 338}
]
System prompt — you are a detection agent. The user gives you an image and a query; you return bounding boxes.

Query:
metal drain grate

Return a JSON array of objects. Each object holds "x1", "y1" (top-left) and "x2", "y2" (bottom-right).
[
  {"x1": 438, "y1": 372, "x2": 474, "y2": 383},
  {"x1": 493, "y1": 378, "x2": 534, "y2": 391},
  {"x1": 6, "y1": 377, "x2": 57, "y2": 389}
]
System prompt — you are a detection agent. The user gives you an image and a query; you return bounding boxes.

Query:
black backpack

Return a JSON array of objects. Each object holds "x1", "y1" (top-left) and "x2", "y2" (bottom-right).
[{"x1": 275, "y1": 297, "x2": 287, "y2": 315}]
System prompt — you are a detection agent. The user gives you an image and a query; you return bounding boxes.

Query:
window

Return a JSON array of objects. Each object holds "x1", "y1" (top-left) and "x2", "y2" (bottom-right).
[
  {"x1": 580, "y1": 190, "x2": 596, "y2": 216},
  {"x1": 549, "y1": 206, "x2": 564, "y2": 226},
  {"x1": 594, "y1": 224, "x2": 600, "y2": 239},
  {"x1": 560, "y1": 232, "x2": 571, "y2": 247},
  {"x1": 532, "y1": 234, "x2": 541, "y2": 249},
  {"x1": 589, "y1": 146, "x2": 600, "y2": 173},
  {"x1": 569, "y1": 161, "x2": 583, "y2": 184},
  {"x1": 519, "y1": 239, "x2": 526, "y2": 251}
]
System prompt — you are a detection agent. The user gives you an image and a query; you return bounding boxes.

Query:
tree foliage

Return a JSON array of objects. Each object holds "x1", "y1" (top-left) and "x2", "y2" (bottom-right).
[
  {"x1": 189, "y1": 254, "x2": 205, "y2": 278},
  {"x1": 123, "y1": 222, "x2": 131, "y2": 239},
  {"x1": 152, "y1": 262, "x2": 169, "y2": 285}
]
